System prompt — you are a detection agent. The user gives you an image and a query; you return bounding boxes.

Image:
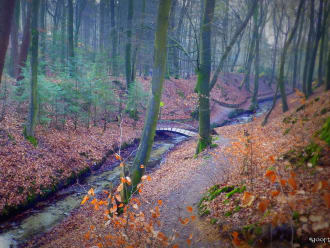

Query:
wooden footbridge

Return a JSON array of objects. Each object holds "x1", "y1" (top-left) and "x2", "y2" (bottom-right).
[{"x1": 156, "y1": 120, "x2": 198, "y2": 137}]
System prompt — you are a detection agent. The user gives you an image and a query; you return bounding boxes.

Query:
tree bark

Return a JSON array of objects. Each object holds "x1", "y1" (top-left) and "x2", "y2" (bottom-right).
[
  {"x1": 302, "y1": 0, "x2": 315, "y2": 95},
  {"x1": 195, "y1": 0, "x2": 215, "y2": 154},
  {"x1": 306, "y1": 0, "x2": 323, "y2": 97},
  {"x1": 292, "y1": 12, "x2": 304, "y2": 90},
  {"x1": 131, "y1": 0, "x2": 172, "y2": 195},
  {"x1": 17, "y1": 2, "x2": 32, "y2": 82},
  {"x1": 26, "y1": 0, "x2": 40, "y2": 137},
  {"x1": 250, "y1": 4, "x2": 260, "y2": 111},
  {"x1": 279, "y1": 0, "x2": 305, "y2": 112},
  {"x1": 110, "y1": 0, "x2": 118, "y2": 76},
  {"x1": 68, "y1": 0, "x2": 74, "y2": 71},
  {"x1": 0, "y1": 0, "x2": 17, "y2": 85},
  {"x1": 125, "y1": 0, "x2": 134, "y2": 88},
  {"x1": 9, "y1": 0, "x2": 20, "y2": 78},
  {"x1": 209, "y1": 0, "x2": 258, "y2": 92}
]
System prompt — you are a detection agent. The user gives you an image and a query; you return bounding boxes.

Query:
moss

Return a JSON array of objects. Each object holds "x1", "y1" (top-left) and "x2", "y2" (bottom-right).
[
  {"x1": 224, "y1": 211, "x2": 232, "y2": 217},
  {"x1": 23, "y1": 126, "x2": 38, "y2": 147},
  {"x1": 210, "y1": 218, "x2": 217, "y2": 224},
  {"x1": 226, "y1": 186, "x2": 245, "y2": 198},
  {"x1": 292, "y1": 211, "x2": 299, "y2": 221},
  {"x1": 234, "y1": 206, "x2": 241, "y2": 213},
  {"x1": 210, "y1": 143, "x2": 218, "y2": 148},
  {"x1": 283, "y1": 128, "x2": 291, "y2": 135},
  {"x1": 319, "y1": 117, "x2": 330, "y2": 145},
  {"x1": 320, "y1": 108, "x2": 329, "y2": 115}
]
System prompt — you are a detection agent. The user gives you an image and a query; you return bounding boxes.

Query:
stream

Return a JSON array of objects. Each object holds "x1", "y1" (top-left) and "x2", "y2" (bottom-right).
[{"x1": 0, "y1": 99, "x2": 273, "y2": 248}]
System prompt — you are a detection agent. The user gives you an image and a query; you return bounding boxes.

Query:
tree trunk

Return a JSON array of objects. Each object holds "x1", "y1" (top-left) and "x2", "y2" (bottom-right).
[
  {"x1": 317, "y1": 1, "x2": 328, "y2": 86},
  {"x1": 99, "y1": 0, "x2": 105, "y2": 53},
  {"x1": 17, "y1": 2, "x2": 32, "y2": 82},
  {"x1": 306, "y1": 0, "x2": 324, "y2": 97},
  {"x1": 195, "y1": 0, "x2": 215, "y2": 154},
  {"x1": 68, "y1": 0, "x2": 74, "y2": 71},
  {"x1": 250, "y1": 4, "x2": 260, "y2": 111},
  {"x1": 60, "y1": 0, "x2": 66, "y2": 65},
  {"x1": 9, "y1": 0, "x2": 20, "y2": 78},
  {"x1": 0, "y1": 0, "x2": 17, "y2": 85},
  {"x1": 110, "y1": 0, "x2": 118, "y2": 76},
  {"x1": 292, "y1": 13, "x2": 304, "y2": 90},
  {"x1": 302, "y1": 0, "x2": 315, "y2": 96},
  {"x1": 209, "y1": 0, "x2": 258, "y2": 92},
  {"x1": 279, "y1": 0, "x2": 305, "y2": 112},
  {"x1": 39, "y1": 0, "x2": 46, "y2": 72},
  {"x1": 130, "y1": 0, "x2": 172, "y2": 196},
  {"x1": 125, "y1": 0, "x2": 133, "y2": 88},
  {"x1": 26, "y1": 0, "x2": 40, "y2": 137}
]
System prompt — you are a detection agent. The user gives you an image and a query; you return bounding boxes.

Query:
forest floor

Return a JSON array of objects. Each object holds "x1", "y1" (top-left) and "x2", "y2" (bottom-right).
[
  {"x1": 24, "y1": 87, "x2": 329, "y2": 248},
  {"x1": 0, "y1": 72, "x2": 273, "y2": 218}
]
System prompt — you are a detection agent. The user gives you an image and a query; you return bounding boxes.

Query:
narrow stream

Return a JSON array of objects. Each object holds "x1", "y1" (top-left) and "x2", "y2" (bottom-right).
[
  {"x1": 0, "y1": 99, "x2": 273, "y2": 248},
  {"x1": 0, "y1": 134, "x2": 186, "y2": 248}
]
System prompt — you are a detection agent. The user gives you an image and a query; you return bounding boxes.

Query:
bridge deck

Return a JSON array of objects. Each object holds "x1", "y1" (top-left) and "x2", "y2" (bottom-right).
[{"x1": 156, "y1": 127, "x2": 197, "y2": 137}]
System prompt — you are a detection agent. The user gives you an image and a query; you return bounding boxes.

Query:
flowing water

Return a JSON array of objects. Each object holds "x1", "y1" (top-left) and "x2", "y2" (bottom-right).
[
  {"x1": 0, "y1": 134, "x2": 186, "y2": 248},
  {"x1": 0, "y1": 99, "x2": 273, "y2": 248}
]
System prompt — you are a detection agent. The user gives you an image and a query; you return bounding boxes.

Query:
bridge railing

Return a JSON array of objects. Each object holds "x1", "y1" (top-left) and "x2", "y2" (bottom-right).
[{"x1": 157, "y1": 120, "x2": 197, "y2": 132}]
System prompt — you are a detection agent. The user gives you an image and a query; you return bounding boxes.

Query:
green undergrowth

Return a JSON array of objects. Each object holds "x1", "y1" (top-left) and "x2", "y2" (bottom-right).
[{"x1": 198, "y1": 185, "x2": 246, "y2": 217}]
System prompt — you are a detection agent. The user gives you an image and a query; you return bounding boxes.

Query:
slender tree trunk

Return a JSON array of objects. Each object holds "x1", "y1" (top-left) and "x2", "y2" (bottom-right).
[
  {"x1": 99, "y1": 0, "x2": 105, "y2": 53},
  {"x1": 292, "y1": 13, "x2": 304, "y2": 90},
  {"x1": 125, "y1": 0, "x2": 133, "y2": 88},
  {"x1": 250, "y1": 5, "x2": 260, "y2": 110},
  {"x1": 16, "y1": 2, "x2": 32, "y2": 81},
  {"x1": 240, "y1": 37, "x2": 255, "y2": 91},
  {"x1": 39, "y1": 0, "x2": 46, "y2": 73},
  {"x1": 327, "y1": 43, "x2": 330, "y2": 90},
  {"x1": 303, "y1": 0, "x2": 315, "y2": 95},
  {"x1": 195, "y1": 0, "x2": 215, "y2": 154},
  {"x1": 110, "y1": 0, "x2": 118, "y2": 76},
  {"x1": 306, "y1": 0, "x2": 323, "y2": 97},
  {"x1": 0, "y1": 0, "x2": 17, "y2": 85},
  {"x1": 68, "y1": 0, "x2": 74, "y2": 70},
  {"x1": 26, "y1": 0, "x2": 40, "y2": 137},
  {"x1": 9, "y1": 0, "x2": 20, "y2": 78},
  {"x1": 60, "y1": 1, "x2": 66, "y2": 65},
  {"x1": 209, "y1": 0, "x2": 258, "y2": 92},
  {"x1": 279, "y1": 0, "x2": 305, "y2": 112},
  {"x1": 131, "y1": 0, "x2": 172, "y2": 196}
]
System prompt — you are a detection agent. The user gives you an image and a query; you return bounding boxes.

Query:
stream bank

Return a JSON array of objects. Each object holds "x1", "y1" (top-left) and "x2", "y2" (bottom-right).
[{"x1": 0, "y1": 133, "x2": 187, "y2": 248}]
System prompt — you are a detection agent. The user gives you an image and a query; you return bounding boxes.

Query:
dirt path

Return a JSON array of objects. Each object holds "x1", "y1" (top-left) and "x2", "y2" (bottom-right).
[{"x1": 140, "y1": 135, "x2": 234, "y2": 247}]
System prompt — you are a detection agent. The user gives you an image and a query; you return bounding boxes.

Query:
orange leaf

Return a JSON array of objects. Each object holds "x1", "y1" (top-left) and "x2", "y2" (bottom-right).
[
  {"x1": 280, "y1": 179, "x2": 287, "y2": 186},
  {"x1": 232, "y1": 231, "x2": 241, "y2": 246},
  {"x1": 270, "y1": 174, "x2": 277, "y2": 183},
  {"x1": 241, "y1": 192, "x2": 255, "y2": 207},
  {"x1": 140, "y1": 164, "x2": 144, "y2": 168},
  {"x1": 115, "y1": 153, "x2": 122, "y2": 160},
  {"x1": 172, "y1": 244, "x2": 179, "y2": 248},
  {"x1": 270, "y1": 190, "x2": 280, "y2": 197},
  {"x1": 115, "y1": 194, "x2": 122, "y2": 202},
  {"x1": 97, "y1": 243, "x2": 103, "y2": 248},
  {"x1": 323, "y1": 193, "x2": 330, "y2": 208},
  {"x1": 269, "y1": 156, "x2": 275, "y2": 163},
  {"x1": 157, "y1": 232, "x2": 168, "y2": 241},
  {"x1": 179, "y1": 217, "x2": 189, "y2": 225},
  {"x1": 120, "y1": 162, "x2": 124, "y2": 167},
  {"x1": 147, "y1": 175, "x2": 151, "y2": 181},
  {"x1": 288, "y1": 177, "x2": 297, "y2": 190},
  {"x1": 158, "y1": 199, "x2": 163, "y2": 206},
  {"x1": 258, "y1": 200, "x2": 270, "y2": 213},
  {"x1": 88, "y1": 188, "x2": 95, "y2": 196},
  {"x1": 186, "y1": 206, "x2": 193, "y2": 212},
  {"x1": 191, "y1": 215, "x2": 196, "y2": 221},
  {"x1": 84, "y1": 231, "x2": 91, "y2": 240},
  {"x1": 186, "y1": 239, "x2": 192, "y2": 246},
  {"x1": 81, "y1": 195, "x2": 89, "y2": 205}
]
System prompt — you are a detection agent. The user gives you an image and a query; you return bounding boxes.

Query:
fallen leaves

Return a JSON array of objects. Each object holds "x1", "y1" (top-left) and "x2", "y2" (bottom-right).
[{"x1": 241, "y1": 192, "x2": 255, "y2": 207}]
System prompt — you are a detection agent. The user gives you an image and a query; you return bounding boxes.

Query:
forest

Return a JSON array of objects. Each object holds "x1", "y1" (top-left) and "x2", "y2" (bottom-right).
[{"x1": 0, "y1": 0, "x2": 329, "y2": 247}]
